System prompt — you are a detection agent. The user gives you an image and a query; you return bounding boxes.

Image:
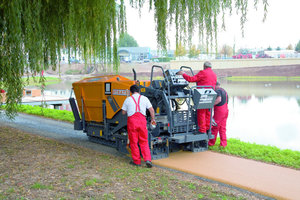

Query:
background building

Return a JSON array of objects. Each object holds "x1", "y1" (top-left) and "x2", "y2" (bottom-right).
[{"x1": 118, "y1": 47, "x2": 151, "y2": 62}]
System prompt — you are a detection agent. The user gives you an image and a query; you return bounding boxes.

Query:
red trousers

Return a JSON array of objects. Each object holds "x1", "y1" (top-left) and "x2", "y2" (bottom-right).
[
  {"x1": 197, "y1": 109, "x2": 211, "y2": 133},
  {"x1": 127, "y1": 113, "x2": 151, "y2": 165},
  {"x1": 209, "y1": 104, "x2": 228, "y2": 147}
]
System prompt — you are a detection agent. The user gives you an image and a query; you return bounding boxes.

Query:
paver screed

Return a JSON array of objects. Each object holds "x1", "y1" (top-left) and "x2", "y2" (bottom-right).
[{"x1": 153, "y1": 151, "x2": 300, "y2": 200}]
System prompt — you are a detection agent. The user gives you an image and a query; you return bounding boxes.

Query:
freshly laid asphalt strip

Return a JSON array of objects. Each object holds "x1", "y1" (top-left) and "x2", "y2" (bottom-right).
[
  {"x1": 2, "y1": 113, "x2": 299, "y2": 199},
  {"x1": 153, "y1": 151, "x2": 300, "y2": 200}
]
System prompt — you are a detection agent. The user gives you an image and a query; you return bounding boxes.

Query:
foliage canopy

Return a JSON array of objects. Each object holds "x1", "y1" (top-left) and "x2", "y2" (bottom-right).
[
  {"x1": 0, "y1": 0, "x2": 268, "y2": 118},
  {"x1": 188, "y1": 45, "x2": 200, "y2": 58},
  {"x1": 220, "y1": 44, "x2": 233, "y2": 57},
  {"x1": 266, "y1": 46, "x2": 272, "y2": 51},
  {"x1": 286, "y1": 44, "x2": 293, "y2": 50},
  {"x1": 296, "y1": 40, "x2": 300, "y2": 52},
  {"x1": 118, "y1": 32, "x2": 139, "y2": 47},
  {"x1": 175, "y1": 43, "x2": 187, "y2": 57}
]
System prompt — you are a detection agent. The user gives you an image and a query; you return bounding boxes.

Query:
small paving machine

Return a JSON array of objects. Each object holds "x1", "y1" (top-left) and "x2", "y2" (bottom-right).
[{"x1": 69, "y1": 65, "x2": 217, "y2": 159}]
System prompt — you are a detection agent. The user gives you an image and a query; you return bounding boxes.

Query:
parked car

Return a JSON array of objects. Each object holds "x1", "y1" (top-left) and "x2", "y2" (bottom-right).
[
  {"x1": 256, "y1": 54, "x2": 272, "y2": 58},
  {"x1": 232, "y1": 53, "x2": 252, "y2": 59}
]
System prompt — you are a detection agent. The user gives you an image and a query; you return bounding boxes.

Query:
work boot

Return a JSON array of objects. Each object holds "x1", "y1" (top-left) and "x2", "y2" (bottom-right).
[
  {"x1": 145, "y1": 160, "x2": 153, "y2": 168},
  {"x1": 129, "y1": 161, "x2": 141, "y2": 167}
]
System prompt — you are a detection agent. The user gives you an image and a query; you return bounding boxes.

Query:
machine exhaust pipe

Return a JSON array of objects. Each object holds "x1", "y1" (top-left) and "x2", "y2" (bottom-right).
[{"x1": 132, "y1": 68, "x2": 137, "y2": 80}]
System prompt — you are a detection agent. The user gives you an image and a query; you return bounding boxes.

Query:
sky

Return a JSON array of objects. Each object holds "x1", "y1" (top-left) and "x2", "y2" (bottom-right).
[{"x1": 126, "y1": 0, "x2": 300, "y2": 50}]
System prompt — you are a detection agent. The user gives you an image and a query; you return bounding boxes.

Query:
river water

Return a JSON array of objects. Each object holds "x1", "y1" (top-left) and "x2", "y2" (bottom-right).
[
  {"x1": 45, "y1": 79, "x2": 300, "y2": 151},
  {"x1": 223, "y1": 80, "x2": 300, "y2": 151}
]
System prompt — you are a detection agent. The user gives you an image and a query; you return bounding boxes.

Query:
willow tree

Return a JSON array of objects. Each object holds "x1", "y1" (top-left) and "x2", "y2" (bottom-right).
[{"x1": 0, "y1": 0, "x2": 268, "y2": 118}]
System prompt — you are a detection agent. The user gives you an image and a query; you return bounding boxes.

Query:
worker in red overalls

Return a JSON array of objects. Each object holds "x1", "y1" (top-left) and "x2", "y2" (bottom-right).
[
  {"x1": 177, "y1": 61, "x2": 217, "y2": 134},
  {"x1": 122, "y1": 84, "x2": 155, "y2": 168},
  {"x1": 209, "y1": 82, "x2": 229, "y2": 147}
]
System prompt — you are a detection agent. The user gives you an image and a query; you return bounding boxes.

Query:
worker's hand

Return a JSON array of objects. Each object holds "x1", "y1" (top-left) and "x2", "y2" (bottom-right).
[
  {"x1": 150, "y1": 119, "x2": 157, "y2": 130},
  {"x1": 151, "y1": 119, "x2": 156, "y2": 125},
  {"x1": 176, "y1": 70, "x2": 184, "y2": 75}
]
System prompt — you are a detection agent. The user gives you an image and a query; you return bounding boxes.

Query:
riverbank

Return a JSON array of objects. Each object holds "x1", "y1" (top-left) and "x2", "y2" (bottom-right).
[
  {"x1": 119, "y1": 64, "x2": 300, "y2": 79},
  {"x1": 214, "y1": 64, "x2": 300, "y2": 77},
  {"x1": 44, "y1": 62, "x2": 300, "y2": 79},
  {"x1": 22, "y1": 76, "x2": 61, "y2": 86}
]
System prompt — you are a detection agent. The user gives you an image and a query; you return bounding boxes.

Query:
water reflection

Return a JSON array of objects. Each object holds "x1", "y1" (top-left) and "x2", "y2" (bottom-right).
[{"x1": 222, "y1": 80, "x2": 300, "y2": 151}]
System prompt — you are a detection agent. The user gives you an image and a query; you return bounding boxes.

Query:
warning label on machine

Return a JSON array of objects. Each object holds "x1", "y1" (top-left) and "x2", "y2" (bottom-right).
[
  {"x1": 199, "y1": 95, "x2": 214, "y2": 104},
  {"x1": 112, "y1": 89, "x2": 130, "y2": 96}
]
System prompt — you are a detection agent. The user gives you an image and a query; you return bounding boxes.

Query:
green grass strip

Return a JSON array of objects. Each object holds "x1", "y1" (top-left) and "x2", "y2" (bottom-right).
[
  {"x1": 22, "y1": 76, "x2": 61, "y2": 86},
  {"x1": 3, "y1": 104, "x2": 300, "y2": 170},
  {"x1": 209, "y1": 138, "x2": 300, "y2": 169},
  {"x1": 16, "y1": 105, "x2": 74, "y2": 122},
  {"x1": 226, "y1": 76, "x2": 300, "y2": 82},
  {"x1": 289, "y1": 76, "x2": 300, "y2": 81}
]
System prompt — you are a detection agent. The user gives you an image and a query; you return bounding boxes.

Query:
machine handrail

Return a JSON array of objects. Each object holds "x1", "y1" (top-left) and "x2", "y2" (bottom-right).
[
  {"x1": 180, "y1": 66, "x2": 194, "y2": 76},
  {"x1": 150, "y1": 65, "x2": 165, "y2": 86},
  {"x1": 150, "y1": 65, "x2": 173, "y2": 135},
  {"x1": 150, "y1": 65, "x2": 171, "y2": 96}
]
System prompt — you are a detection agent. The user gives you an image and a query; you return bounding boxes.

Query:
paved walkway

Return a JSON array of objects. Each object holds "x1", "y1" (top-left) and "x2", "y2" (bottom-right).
[{"x1": 153, "y1": 151, "x2": 300, "y2": 200}]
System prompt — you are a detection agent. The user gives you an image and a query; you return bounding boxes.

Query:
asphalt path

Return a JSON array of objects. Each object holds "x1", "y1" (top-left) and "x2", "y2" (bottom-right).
[{"x1": 0, "y1": 112, "x2": 119, "y2": 156}]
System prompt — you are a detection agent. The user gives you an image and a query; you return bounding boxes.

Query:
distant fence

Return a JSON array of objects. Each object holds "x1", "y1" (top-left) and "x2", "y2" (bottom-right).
[{"x1": 170, "y1": 58, "x2": 300, "y2": 70}]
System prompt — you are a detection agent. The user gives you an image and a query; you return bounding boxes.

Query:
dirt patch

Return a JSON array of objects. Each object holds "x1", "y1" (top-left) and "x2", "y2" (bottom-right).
[
  {"x1": 118, "y1": 64, "x2": 300, "y2": 80},
  {"x1": 46, "y1": 62, "x2": 300, "y2": 78},
  {"x1": 213, "y1": 64, "x2": 300, "y2": 77},
  {"x1": 0, "y1": 126, "x2": 267, "y2": 199}
]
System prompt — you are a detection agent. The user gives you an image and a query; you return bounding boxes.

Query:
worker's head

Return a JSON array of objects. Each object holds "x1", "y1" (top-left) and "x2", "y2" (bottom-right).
[
  {"x1": 216, "y1": 81, "x2": 220, "y2": 89},
  {"x1": 130, "y1": 84, "x2": 140, "y2": 94},
  {"x1": 203, "y1": 61, "x2": 212, "y2": 69}
]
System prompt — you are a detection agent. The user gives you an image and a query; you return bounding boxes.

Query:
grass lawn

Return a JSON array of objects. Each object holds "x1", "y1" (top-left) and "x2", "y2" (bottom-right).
[
  {"x1": 0, "y1": 126, "x2": 260, "y2": 200},
  {"x1": 209, "y1": 139, "x2": 300, "y2": 169},
  {"x1": 22, "y1": 76, "x2": 61, "y2": 86}
]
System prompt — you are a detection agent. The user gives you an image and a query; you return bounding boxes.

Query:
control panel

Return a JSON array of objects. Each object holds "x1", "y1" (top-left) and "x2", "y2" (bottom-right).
[{"x1": 165, "y1": 69, "x2": 189, "y2": 88}]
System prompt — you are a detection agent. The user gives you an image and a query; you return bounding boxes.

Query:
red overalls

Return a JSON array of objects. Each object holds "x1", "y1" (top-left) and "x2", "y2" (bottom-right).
[
  {"x1": 127, "y1": 95, "x2": 151, "y2": 165},
  {"x1": 183, "y1": 68, "x2": 217, "y2": 133},
  {"x1": 209, "y1": 88, "x2": 229, "y2": 147}
]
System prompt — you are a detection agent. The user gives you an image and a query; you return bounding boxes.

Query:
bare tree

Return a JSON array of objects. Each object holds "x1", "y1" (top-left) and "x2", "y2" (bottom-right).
[
  {"x1": 287, "y1": 44, "x2": 293, "y2": 50},
  {"x1": 220, "y1": 45, "x2": 233, "y2": 58}
]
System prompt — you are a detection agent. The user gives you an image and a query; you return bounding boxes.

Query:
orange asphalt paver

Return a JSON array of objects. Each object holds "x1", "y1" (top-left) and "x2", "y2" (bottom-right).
[{"x1": 152, "y1": 151, "x2": 300, "y2": 200}]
